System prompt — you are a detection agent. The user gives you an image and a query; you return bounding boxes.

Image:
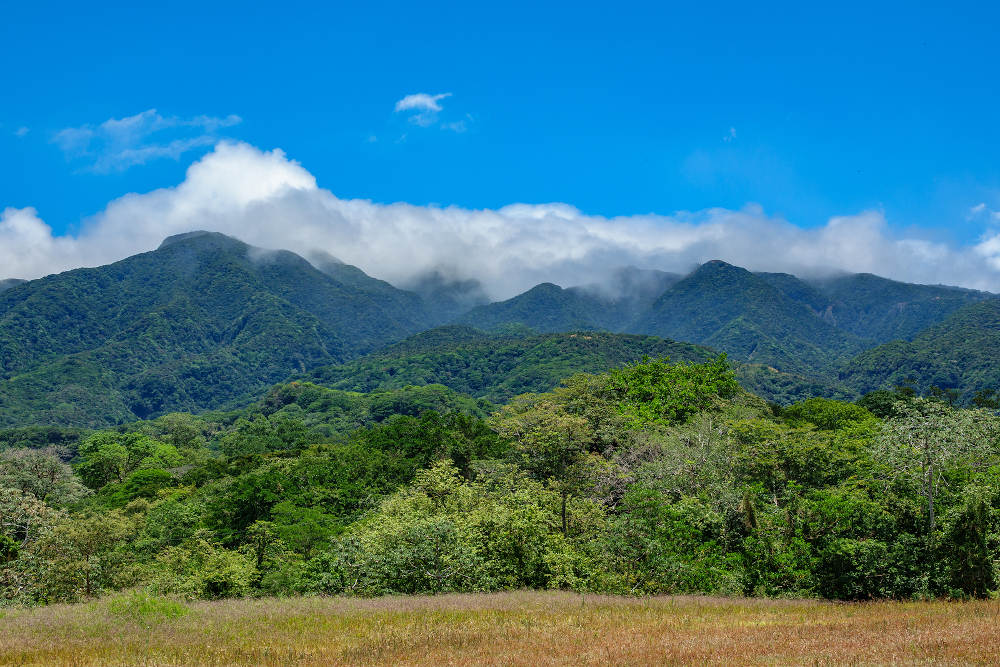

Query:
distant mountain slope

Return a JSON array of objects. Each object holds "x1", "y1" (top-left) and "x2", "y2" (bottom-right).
[
  {"x1": 837, "y1": 299, "x2": 1000, "y2": 399},
  {"x1": 305, "y1": 250, "x2": 431, "y2": 327},
  {"x1": 403, "y1": 271, "x2": 491, "y2": 324},
  {"x1": 0, "y1": 232, "x2": 433, "y2": 426},
  {"x1": 297, "y1": 325, "x2": 847, "y2": 405},
  {"x1": 0, "y1": 279, "x2": 25, "y2": 293},
  {"x1": 4, "y1": 232, "x2": 998, "y2": 426},
  {"x1": 755, "y1": 272, "x2": 838, "y2": 321},
  {"x1": 807, "y1": 273, "x2": 993, "y2": 342},
  {"x1": 457, "y1": 283, "x2": 617, "y2": 332},
  {"x1": 630, "y1": 261, "x2": 863, "y2": 374},
  {"x1": 456, "y1": 267, "x2": 679, "y2": 333},
  {"x1": 298, "y1": 326, "x2": 717, "y2": 403}
]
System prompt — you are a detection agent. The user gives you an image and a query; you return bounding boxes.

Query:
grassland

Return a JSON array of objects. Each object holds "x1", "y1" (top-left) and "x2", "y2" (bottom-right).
[{"x1": 2, "y1": 591, "x2": 999, "y2": 665}]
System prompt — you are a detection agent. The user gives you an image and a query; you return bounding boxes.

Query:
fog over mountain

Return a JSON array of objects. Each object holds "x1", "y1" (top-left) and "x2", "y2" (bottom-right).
[{"x1": 5, "y1": 141, "x2": 1000, "y2": 299}]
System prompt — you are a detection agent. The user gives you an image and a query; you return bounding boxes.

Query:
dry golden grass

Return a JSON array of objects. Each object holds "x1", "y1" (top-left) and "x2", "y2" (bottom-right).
[{"x1": 2, "y1": 591, "x2": 999, "y2": 666}]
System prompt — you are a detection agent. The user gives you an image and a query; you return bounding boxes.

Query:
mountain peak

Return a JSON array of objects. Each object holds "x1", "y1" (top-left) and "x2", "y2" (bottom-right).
[
  {"x1": 527, "y1": 282, "x2": 565, "y2": 294},
  {"x1": 696, "y1": 259, "x2": 744, "y2": 273},
  {"x1": 157, "y1": 230, "x2": 244, "y2": 250},
  {"x1": 678, "y1": 260, "x2": 756, "y2": 286}
]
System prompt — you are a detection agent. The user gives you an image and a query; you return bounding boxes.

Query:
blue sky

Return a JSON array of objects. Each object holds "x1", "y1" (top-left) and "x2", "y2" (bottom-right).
[
  {"x1": 3, "y1": 0, "x2": 1000, "y2": 293},
  {"x1": 4, "y1": 0, "x2": 998, "y2": 236}
]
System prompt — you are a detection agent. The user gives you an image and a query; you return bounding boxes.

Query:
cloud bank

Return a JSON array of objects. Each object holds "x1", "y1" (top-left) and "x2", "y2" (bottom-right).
[{"x1": 5, "y1": 140, "x2": 1000, "y2": 298}]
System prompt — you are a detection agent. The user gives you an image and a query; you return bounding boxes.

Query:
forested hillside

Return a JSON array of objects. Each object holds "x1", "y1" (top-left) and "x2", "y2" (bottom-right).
[
  {"x1": 632, "y1": 261, "x2": 865, "y2": 373},
  {"x1": 839, "y1": 300, "x2": 1000, "y2": 398},
  {"x1": 457, "y1": 266, "x2": 679, "y2": 333},
  {"x1": 4, "y1": 357, "x2": 1000, "y2": 605},
  {"x1": 808, "y1": 273, "x2": 992, "y2": 342},
  {"x1": 1, "y1": 232, "x2": 998, "y2": 428},
  {"x1": 0, "y1": 280, "x2": 25, "y2": 293},
  {"x1": 458, "y1": 283, "x2": 617, "y2": 332},
  {"x1": 298, "y1": 326, "x2": 715, "y2": 402},
  {"x1": 300, "y1": 325, "x2": 850, "y2": 405},
  {"x1": 0, "y1": 232, "x2": 435, "y2": 427}
]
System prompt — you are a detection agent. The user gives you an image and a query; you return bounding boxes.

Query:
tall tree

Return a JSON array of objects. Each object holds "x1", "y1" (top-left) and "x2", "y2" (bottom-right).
[{"x1": 877, "y1": 399, "x2": 999, "y2": 539}]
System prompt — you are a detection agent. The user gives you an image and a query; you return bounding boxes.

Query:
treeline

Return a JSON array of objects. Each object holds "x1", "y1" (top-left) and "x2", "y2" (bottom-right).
[{"x1": 3, "y1": 357, "x2": 1000, "y2": 605}]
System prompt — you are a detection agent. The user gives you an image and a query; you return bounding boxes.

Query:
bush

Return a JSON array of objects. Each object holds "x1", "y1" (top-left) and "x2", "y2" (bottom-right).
[
  {"x1": 106, "y1": 590, "x2": 189, "y2": 624},
  {"x1": 146, "y1": 538, "x2": 257, "y2": 600},
  {"x1": 816, "y1": 538, "x2": 891, "y2": 600}
]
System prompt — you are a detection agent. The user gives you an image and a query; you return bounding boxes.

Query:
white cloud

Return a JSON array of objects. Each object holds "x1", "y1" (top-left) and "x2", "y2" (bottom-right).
[
  {"x1": 394, "y1": 93, "x2": 451, "y2": 113},
  {"x1": 393, "y1": 92, "x2": 459, "y2": 128},
  {"x1": 52, "y1": 109, "x2": 242, "y2": 172},
  {"x1": 14, "y1": 126, "x2": 29, "y2": 137},
  {"x1": 5, "y1": 141, "x2": 1000, "y2": 297},
  {"x1": 441, "y1": 113, "x2": 473, "y2": 134},
  {"x1": 723, "y1": 127, "x2": 736, "y2": 142},
  {"x1": 968, "y1": 201, "x2": 1000, "y2": 225}
]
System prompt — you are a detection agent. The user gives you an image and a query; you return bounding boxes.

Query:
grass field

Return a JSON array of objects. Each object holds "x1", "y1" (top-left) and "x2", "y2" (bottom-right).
[{"x1": 2, "y1": 591, "x2": 999, "y2": 665}]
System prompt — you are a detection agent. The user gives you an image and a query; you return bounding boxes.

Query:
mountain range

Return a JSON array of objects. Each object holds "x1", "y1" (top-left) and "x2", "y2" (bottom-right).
[{"x1": 0, "y1": 230, "x2": 996, "y2": 427}]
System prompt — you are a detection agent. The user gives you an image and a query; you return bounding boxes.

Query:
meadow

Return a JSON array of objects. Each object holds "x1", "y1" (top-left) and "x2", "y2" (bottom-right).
[{"x1": 2, "y1": 591, "x2": 999, "y2": 666}]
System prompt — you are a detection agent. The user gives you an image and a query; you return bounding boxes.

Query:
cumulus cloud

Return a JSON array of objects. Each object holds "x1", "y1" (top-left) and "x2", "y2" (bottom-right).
[
  {"x1": 52, "y1": 109, "x2": 242, "y2": 172},
  {"x1": 5, "y1": 141, "x2": 1000, "y2": 297}
]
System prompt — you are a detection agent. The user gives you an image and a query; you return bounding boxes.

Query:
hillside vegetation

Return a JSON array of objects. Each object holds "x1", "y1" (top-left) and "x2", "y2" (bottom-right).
[
  {"x1": 632, "y1": 261, "x2": 865, "y2": 374},
  {"x1": 0, "y1": 232, "x2": 434, "y2": 427},
  {"x1": 840, "y1": 300, "x2": 1000, "y2": 398},
  {"x1": 301, "y1": 325, "x2": 851, "y2": 405},
  {"x1": 1, "y1": 232, "x2": 998, "y2": 428},
  {"x1": 4, "y1": 357, "x2": 1000, "y2": 607},
  {"x1": 299, "y1": 326, "x2": 716, "y2": 402}
]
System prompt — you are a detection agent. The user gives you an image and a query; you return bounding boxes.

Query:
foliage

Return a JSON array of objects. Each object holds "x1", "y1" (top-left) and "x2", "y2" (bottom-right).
[
  {"x1": 3, "y1": 357, "x2": 1000, "y2": 606},
  {"x1": 631, "y1": 261, "x2": 866, "y2": 376},
  {"x1": 300, "y1": 326, "x2": 716, "y2": 404},
  {"x1": 603, "y1": 356, "x2": 740, "y2": 427}
]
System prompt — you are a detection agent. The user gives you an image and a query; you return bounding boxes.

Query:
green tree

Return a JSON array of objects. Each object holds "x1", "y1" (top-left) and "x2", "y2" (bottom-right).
[
  {"x1": 604, "y1": 356, "x2": 740, "y2": 428},
  {"x1": 877, "y1": 399, "x2": 998, "y2": 537},
  {"x1": 940, "y1": 490, "x2": 997, "y2": 598},
  {"x1": 30, "y1": 512, "x2": 133, "y2": 601},
  {"x1": 0, "y1": 447, "x2": 89, "y2": 505},
  {"x1": 75, "y1": 432, "x2": 181, "y2": 489},
  {"x1": 491, "y1": 397, "x2": 594, "y2": 534}
]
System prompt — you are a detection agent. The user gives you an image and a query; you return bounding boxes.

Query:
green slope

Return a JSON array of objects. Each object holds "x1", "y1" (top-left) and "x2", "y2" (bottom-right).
[
  {"x1": 806, "y1": 273, "x2": 992, "y2": 342},
  {"x1": 630, "y1": 261, "x2": 863, "y2": 374},
  {"x1": 296, "y1": 325, "x2": 844, "y2": 405},
  {"x1": 403, "y1": 270, "x2": 491, "y2": 324},
  {"x1": 455, "y1": 267, "x2": 679, "y2": 333},
  {"x1": 837, "y1": 299, "x2": 1000, "y2": 400},
  {"x1": 0, "y1": 279, "x2": 25, "y2": 293},
  {"x1": 456, "y1": 283, "x2": 617, "y2": 332},
  {"x1": 0, "y1": 232, "x2": 433, "y2": 427},
  {"x1": 297, "y1": 325, "x2": 717, "y2": 403}
]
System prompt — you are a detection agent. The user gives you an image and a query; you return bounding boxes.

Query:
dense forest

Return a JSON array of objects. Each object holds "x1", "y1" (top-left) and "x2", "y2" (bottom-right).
[{"x1": 3, "y1": 356, "x2": 1000, "y2": 605}]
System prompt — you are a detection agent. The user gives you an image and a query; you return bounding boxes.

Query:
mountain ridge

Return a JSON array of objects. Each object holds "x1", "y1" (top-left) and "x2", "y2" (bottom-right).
[
  {"x1": 0, "y1": 232, "x2": 435, "y2": 426},
  {"x1": 2, "y1": 231, "x2": 998, "y2": 426}
]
